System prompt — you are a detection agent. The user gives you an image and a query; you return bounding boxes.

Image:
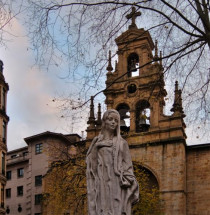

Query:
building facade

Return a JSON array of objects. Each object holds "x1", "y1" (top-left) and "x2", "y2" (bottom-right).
[
  {"x1": 5, "y1": 131, "x2": 80, "y2": 215},
  {"x1": 86, "y1": 7, "x2": 210, "y2": 215},
  {"x1": 0, "y1": 60, "x2": 9, "y2": 215}
]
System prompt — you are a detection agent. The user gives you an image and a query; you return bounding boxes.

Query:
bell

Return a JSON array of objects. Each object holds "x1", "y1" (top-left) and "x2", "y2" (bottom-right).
[
  {"x1": 120, "y1": 119, "x2": 126, "y2": 127},
  {"x1": 130, "y1": 59, "x2": 137, "y2": 72},
  {"x1": 119, "y1": 109, "x2": 130, "y2": 119}
]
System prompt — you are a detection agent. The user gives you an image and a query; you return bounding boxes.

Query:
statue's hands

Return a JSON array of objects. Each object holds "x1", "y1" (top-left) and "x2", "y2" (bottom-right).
[{"x1": 120, "y1": 173, "x2": 134, "y2": 188}]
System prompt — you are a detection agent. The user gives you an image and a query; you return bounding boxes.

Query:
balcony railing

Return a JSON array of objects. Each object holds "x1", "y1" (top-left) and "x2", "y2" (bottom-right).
[{"x1": 7, "y1": 154, "x2": 29, "y2": 166}]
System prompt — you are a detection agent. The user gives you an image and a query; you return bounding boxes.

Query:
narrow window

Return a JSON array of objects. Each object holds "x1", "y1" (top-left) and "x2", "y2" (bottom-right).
[
  {"x1": 2, "y1": 121, "x2": 6, "y2": 142},
  {"x1": 6, "y1": 188, "x2": 11, "y2": 198},
  {"x1": 6, "y1": 171, "x2": 11, "y2": 180},
  {"x1": 2, "y1": 88, "x2": 6, "y2": 110},
  {"x1": 1, "y1": 152, "x2": 5, "y2": 175},
  {"x1": 35, "y1": 143, "x2": 43, "y2": 154},
  {"x1": 17, "y1": 168, "x2": 24, "y2": 178},
  {"x1": 35, "y1": 175, "x2": 42, "y2": 186},
  {"x1": 35, "y1": 194, "x2": 42, "y2": 205},
  {"x1": 17, "y1": 186, "x2": 23, "y2": 196}
]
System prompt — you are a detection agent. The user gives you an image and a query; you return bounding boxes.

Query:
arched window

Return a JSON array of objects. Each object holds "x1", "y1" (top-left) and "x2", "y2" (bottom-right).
[
  {"x1": 116, "y1": 103, "x2": 130, "y2": 135},
  {"x1": 127, "y1": 53, "x2": 140, "y2": 77},
  {"x1": 136, "y1": 100, "x2": 150, "y2": 132}
]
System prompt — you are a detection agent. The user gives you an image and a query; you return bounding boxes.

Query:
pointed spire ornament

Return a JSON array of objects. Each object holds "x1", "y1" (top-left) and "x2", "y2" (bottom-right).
[
  {"x1": 96, "y1": 103, "x2": 102, "y2": 127},
  {"x1": 171, "y1": 81, "x2": 185, "y2": 117},
  {"x1": 178, "y1": 89, "x2": 186, "y2": 117},
  {"x1": 0, "y1": 60, "x2": 3, "y2": 73},
  {"x1": 106, "y1": 50, "x2": 113, "y2": 72},
  {"x1": 154, "y1": 40, "x2": 158, "y2": 61},
  {"x1": 115, "y1": 60, "x2": 118, "y2": 71},
  {"x1": 87, "y1": 96, "x2": 96, "y2": 128},
  {"x1": 159, "y1": 51, "x2": 163, "y2": 68},
  {"x1": 171, "y1": 81, "x2": 179, "y2": 113}
]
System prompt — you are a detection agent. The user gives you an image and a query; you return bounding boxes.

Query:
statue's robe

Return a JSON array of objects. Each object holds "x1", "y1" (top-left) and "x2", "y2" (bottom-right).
[{"x1": 86, "y1": 136, "x2": 139, "y2": 215}]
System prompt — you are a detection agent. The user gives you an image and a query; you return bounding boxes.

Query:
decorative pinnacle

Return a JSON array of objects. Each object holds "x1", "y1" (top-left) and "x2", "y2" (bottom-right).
[
  {"x1": 87, "y1": 96, "x2": 96, "y2": 127},
  {"x1": 171, "y1": 81, "x2": 185, "y2": 117},
  {"x1": 175, "y1": 81, "x2": 178, "y2": 91},
  {"x1": 106, "y1": 50, "x2": 113, "y2": 72},
  {"x1": 0, "y1": 60, "x2": 3, "y2": 73},
  {"x1": 96, "y1": 103, "x2": 102, "y2": 127},
  {"x1": 115, "y1": 60, "x2": 118, "y2": 71},
  {"x1": 154, "y1": 40, "x2": 158, "y2": 61},
  {"x1": 159, "y1": 51, "x2": 162, "y2": 67},
  {"x1": 126, "y1": 6, "x2": 141, "y2": 29}
]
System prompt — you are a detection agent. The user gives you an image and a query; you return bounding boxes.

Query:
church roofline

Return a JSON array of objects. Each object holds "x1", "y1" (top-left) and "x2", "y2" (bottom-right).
[
  {"x1": 187, "y1": 143, "x2": 210, "y2": 149},
  {"x1": 115, "y1": 28, "x2": 154, "y2": 50}
]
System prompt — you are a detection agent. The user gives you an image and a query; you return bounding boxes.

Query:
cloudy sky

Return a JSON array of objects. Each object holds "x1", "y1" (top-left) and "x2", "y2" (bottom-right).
[
  {"x1": 1, "y1": 18, "x2": 89, "y2": 151},
  {"x1": 0, "y1": 15, "x2": 208, "y2": 151}
]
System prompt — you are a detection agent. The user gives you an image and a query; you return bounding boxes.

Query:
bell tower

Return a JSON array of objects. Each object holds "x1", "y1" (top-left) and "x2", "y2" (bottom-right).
[
  {"x1": 103, "y1": 7, "x2": 187, "y2": 214},
  {"x1": 104, "y1": 6, "x2": 167, "y2": 140}
]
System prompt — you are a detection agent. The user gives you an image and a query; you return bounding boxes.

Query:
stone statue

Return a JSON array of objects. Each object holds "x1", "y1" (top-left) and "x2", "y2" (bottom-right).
[{"x1": 86, "y1": 109, "x2": 139, "y2": 215}]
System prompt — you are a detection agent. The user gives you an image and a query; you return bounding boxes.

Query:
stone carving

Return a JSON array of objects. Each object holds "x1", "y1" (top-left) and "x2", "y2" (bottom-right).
[{"x1": 86, "y1": 109, "x2": 139, "y2": 215}]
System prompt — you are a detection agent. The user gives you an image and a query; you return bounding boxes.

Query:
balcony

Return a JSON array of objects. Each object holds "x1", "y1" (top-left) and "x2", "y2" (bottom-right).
[{"x1": 7, "y1": 154, "x2": 29, "y2": 166}]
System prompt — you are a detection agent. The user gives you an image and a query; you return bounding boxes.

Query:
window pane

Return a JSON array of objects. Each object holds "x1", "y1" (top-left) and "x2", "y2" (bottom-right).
[
  {"x1": 35, "y1": 175, "x2": 42, "y2": 186},
  {"x1": 35, "y1": 143, "x2": 43, "y2": 154},
  {"x1": 17, "y1": 186, "x2": 23, "y2": 196},
  {"x1": 2, "y1": 88, "x2": 6, "y2": 110},
  {"x1": 35, "y1": 194, "x2": 42, "y2": 205},
  {"x1": 6, "y1": 171, "x2": 11, "y2": 180},
  {"x1": 6, "y1": 188, "x2": 11, "y2": 198},
  {"x1": 2, "y1": 152, "x2": 5, "y2": 175},
  {"x1": 2, "y1": 121, "x2": 6, "y2": 142},
  {"x1": 17, "y1": 168, "x2": 24, "y2": 178}
]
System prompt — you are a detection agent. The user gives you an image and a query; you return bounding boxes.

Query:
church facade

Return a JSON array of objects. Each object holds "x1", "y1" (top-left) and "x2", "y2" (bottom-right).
[{"x1": 86, "y1": 7, "x2": 210, "y2": 215}]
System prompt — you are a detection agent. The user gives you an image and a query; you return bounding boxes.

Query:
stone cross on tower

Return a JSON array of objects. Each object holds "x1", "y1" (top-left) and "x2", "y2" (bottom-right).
[{"x1": 126, "y1": 6, "x2": 141, "y2": 29}]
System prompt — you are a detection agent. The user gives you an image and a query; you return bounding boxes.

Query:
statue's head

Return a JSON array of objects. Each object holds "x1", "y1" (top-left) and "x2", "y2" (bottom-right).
[{"x1": 101, "y1": 109, "x2": 121, "y2": 137}]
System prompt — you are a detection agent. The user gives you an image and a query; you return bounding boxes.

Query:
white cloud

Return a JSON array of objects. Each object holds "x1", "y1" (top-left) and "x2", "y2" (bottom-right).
[{"x1": 0, "y1": 18, "x2": 86, "y2": 151}]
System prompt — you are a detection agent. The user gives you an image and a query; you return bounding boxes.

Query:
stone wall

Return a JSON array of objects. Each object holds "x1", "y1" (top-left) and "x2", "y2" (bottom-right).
[
  {"x1": 130, "y1": 141, "x2": 186, "y2": 215},
  {"x1": 186, "y1": 145, "x2": 210, "y2": 215}
]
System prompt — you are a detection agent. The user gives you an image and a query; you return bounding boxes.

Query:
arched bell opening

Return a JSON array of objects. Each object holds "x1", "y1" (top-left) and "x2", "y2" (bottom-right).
[
  {"x1": 127, "y1": 52, "x2": 140, "y2": 77},
  {"x1": 135, "y1": 100, "x2": 150, "y2": 132},
  {"x1": 116, "y1": 103, "x2": 130, "y2": 135}
]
